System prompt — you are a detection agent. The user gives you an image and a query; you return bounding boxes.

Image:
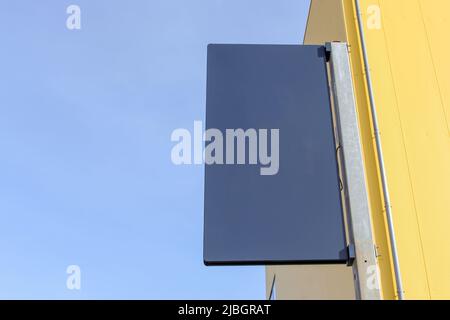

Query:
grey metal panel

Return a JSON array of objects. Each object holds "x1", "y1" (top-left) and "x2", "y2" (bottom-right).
[
  {"x1": 204, "y1": 44, "x2": 347, "y2": 265},
  {"x1": 328, "y1": 42, "x2": 381, "y2": 299}
]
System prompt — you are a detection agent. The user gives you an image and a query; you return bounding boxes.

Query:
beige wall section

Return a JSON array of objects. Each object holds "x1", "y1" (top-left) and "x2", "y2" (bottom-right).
[
  {"x1": 266, "y1": 266, "x2": 356, "y2": 300},
  {"x1": 265, "y1": 0, "x2": 356, "y2": 300},
  {"x1": 304, "y1": 0, "x2": 347, "y2": 44}
]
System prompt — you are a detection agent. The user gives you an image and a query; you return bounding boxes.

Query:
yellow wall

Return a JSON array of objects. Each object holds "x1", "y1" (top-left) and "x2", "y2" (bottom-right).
[
  {"x1": 342, "y1": 0, "x2": 450, "y2": 299},
  {"x1": 267, "y1": 0, "x2": 450, "y2": 299}
]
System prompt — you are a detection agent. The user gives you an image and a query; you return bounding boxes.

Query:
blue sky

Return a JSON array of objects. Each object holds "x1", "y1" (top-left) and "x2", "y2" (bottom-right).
[{"x1": 0, "y1": 0, "x2": 309, "y2": 299}]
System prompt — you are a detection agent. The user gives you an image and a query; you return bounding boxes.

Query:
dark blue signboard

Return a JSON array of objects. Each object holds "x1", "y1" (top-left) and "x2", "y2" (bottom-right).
[{"x1": 204, "y1": 44, "x2": 348, "y2": 265}]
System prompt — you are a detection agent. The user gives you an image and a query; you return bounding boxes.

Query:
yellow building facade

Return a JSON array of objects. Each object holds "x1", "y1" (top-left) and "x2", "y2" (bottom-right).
[{"x1": 267, "y1": 0, "x2": 450, "y2": 300}]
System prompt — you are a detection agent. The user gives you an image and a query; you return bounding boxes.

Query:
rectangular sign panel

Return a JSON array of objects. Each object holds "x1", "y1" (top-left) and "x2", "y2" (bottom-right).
[{"x1": 204, "y1": 44, "x2": 347, "y2": 265}]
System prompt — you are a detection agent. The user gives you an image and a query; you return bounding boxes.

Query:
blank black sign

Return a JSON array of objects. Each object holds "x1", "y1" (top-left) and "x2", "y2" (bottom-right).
[{"x1": 204, "y1": 44, "x2": 347, "y2": 265}]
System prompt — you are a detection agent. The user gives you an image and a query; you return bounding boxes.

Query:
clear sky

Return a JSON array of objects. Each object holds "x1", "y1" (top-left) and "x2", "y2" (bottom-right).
[{"x1": 0, "y1": 0, "x2": 309, "y2": 299}]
